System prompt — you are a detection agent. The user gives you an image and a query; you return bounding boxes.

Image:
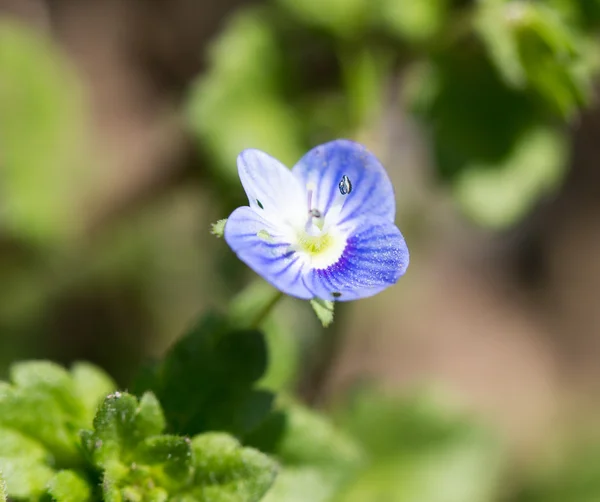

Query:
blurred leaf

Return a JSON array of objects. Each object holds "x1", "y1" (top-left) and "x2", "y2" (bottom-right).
[
  {"x1": 340, "y1": 48, "x2": 390, "y2": 132},
  {"x1": 132, "y1": 312, "x2": 274, "y2": 438},
  {"x1": 0, "y1": 361, "x2": 114, "y2": 500},
  {"x1": 182, "y1": 432, "x2": 278, "y2": 502},
  {"x1": 0, "y1": 361, "x2": 87, "y2": 464},
  {"x1": 413, "y1": 48, "x2": 538, "y2": 181},
  {"x1": 454, "y1": 126, "x2": 568, "y2": 229},
  {"x1": 310, "y1": 298, "x2": 335, "y2": 327},
  {"x1": 276, "y1": 0, "x2": 371, "y2": 37},
  {"x1": 248, "y1": 397, "x2": 364, "y2": 502},
  {"x1": 189, "y1": 90, "x2": 303, "y2": 182},
  {"x1": 0, "y1": 20, "x2": 88, "y2": 242},
  {"x1": 513, "y1": 442, "x2": 600, "y2": 502},
  {"x1": 379, "y1": 0, "x2": 449, "y2": 43},
  {"x1": 336, "y1": 389, "x2": 475, "y2": 459},
  {"x1": 47, "y1": 470, "x2": 92, "y2": 502},
  {"x1": 0, "y1": 426, "x2": 55, "y2": 500},
  {"x1": 70, "y1": 362, "x2": 117, "y2": 423},
  {"x1": 335, "y1": 388, "x2": 504, "y2": 502},
  {"x1": 0, "y1": 471, "x2": 5, "y2": 502},
  {"x1": 476, "y1": 0, "x2": 595, "y2": 117},
  {"x1": 187, "y1": 9, "x2": 304, "y2": 181},
  {"x1": 338, "y1": 444, "x2": 501, "y2": 502}
]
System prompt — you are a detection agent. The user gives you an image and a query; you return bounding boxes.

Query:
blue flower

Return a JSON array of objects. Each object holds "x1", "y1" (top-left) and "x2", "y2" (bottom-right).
[{"x1": 224, "y1": 139, "x2": 409, "y2": 301}]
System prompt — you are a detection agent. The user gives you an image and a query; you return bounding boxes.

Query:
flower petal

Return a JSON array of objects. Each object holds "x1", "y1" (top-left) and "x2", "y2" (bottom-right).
[
  {"x1": 292, "y1": 139, "x2": 396, "y2": 226},
  {"x1": 224, "y1": 206, "x2": 313, "y2": 300},
  {"x1": 301, "y1": 216, "x2": 409, "y2": 301},
  {"x1": 237, "y1": 149, "x2": 306, "y2": 227}
]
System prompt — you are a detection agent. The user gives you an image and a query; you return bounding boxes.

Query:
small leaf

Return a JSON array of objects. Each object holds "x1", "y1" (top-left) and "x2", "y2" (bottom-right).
[
  {"x1": 310, "y1": 298, "x2": 335, "y2": 327},
  {"x1": 83, "y1": 391, "x2": 165, "y2": 468},
  {"x1": 187, "y1": 432, "x2": 278, "y2": 502},
  {"x1": 210, "y1": 219, "x2": 227, "y2": 238},
  {"x1": 47, "y1": 470, "x2": 92, "y2": 502}
]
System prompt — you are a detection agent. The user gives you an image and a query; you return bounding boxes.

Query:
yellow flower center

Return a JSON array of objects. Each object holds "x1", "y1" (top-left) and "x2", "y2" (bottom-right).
[{"x1": 296, "y1": 231, "x2": 334, "y2": 256}]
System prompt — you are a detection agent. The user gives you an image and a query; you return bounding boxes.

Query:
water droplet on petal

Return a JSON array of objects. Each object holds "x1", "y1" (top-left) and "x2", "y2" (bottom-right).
[{"x1": 338, "y1": 175, "x2": 352, "y2": 195}]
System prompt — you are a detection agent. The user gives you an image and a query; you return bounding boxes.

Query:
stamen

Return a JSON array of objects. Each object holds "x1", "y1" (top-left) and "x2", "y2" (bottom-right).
[
  {"x1": 305, "y1": 182, "x2": 323, "y2": 234},
  {"x1": 306, "y1": 182, "x2": 316, "y2": 212}
]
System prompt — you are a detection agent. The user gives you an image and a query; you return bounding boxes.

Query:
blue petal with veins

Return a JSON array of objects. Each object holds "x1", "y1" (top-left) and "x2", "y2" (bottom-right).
[{"x1": 224, "y1": 139, "x2": 409, "y2": 301}]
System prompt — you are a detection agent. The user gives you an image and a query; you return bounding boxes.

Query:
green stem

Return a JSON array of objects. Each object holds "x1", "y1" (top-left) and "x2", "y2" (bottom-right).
[
  {"x1": 228, "y1": 279, "x2": 285, "y2": 330},
  {"x1": 249, "y1": 290, "x2": 284, "y2": 329}
]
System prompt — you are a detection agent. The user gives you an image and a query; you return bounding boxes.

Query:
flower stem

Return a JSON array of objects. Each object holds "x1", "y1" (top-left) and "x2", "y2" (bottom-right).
[
  {"x1": 249, "y1": 289, "x2": 284, "y2": 329},
  {"x1": 228, "y1": 279, "x2": 284, "y2": 330}
]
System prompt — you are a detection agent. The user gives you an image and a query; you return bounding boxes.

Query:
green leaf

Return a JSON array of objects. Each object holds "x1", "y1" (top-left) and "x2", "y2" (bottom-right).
[
  {"x1": 0, "y1": 361, "x2": 87, "y2": 464},
  {"x1": 0, "y1": 427, "x2": 55, "y2": 500},
  {"x1": 70, "y1": 362, "x2": 117, "y2": 423},
  {"x1": 310, "y1": 298, "x2": 335, "y2": 327},
  {"x1": 133, "y1": 312, "x2": 274, "y2": 438},
  {"x1": 179, "y1": 433, "x2": 278, "y2": 502},
  {"x1": 47, "y1": 470, "x2": 92, "y2": 502},
  {"x1": 82, "y1": 392, "x2": 166, "y2": 468},
  {"x1": 248, "y1": 398, "x2": 364, "y2": 502},
  {"x1": 454, "y1": 126, "x2": 568, "y2": 229},
  {"x1": 0, "y1": 20, "x2": 88, "y2": 243}
]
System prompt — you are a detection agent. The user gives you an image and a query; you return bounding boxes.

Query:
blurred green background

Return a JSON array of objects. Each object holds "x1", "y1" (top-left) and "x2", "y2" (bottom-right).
[{"x1": 3, "y1": 0, "x2": 600, "y2": 500}]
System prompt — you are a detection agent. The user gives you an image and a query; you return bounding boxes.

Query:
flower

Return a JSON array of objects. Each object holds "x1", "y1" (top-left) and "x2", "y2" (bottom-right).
[{"x1": 224, "y1": 139, "x2": 409, "y2": 301}]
